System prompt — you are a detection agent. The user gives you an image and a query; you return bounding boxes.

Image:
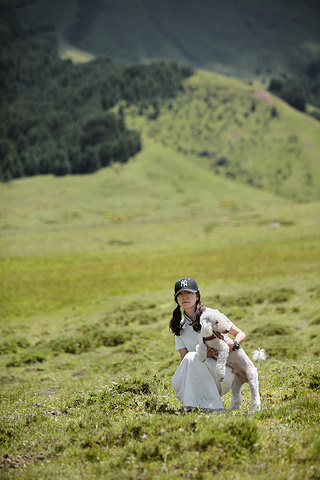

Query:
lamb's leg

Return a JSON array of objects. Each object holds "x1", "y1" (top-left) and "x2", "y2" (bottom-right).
[
  {"x1": 195, "y1": 343, "x2": 207, "y2": 363},
  {"x1": 229, "y1": 374, "x2": 246, "y2": 410},
  {"x1": 247, "y1": 369, "x2": 261, "y2": 412},
  {"x1": 215, "y1": 342, "x2": 229, "y2": 382}
]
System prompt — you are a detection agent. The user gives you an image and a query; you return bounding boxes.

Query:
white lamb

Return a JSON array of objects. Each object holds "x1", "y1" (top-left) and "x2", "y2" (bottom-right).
[{"x1": 195, "y1": 307, "x2": 266, "y2": 411}]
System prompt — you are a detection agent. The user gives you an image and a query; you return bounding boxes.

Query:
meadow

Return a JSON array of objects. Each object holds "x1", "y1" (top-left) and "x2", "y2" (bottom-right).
[
  {"x1": 1, "y1": 129, "x2": 320, "y2": 479},
  {"x1": 1, "y1": 0, "x2": 320, "y2": 474}
]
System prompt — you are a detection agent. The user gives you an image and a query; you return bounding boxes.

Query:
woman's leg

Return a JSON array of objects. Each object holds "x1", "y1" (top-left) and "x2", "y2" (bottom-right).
[{"x1": 172, "y1": 352, "x2": 228, "y2": 410}]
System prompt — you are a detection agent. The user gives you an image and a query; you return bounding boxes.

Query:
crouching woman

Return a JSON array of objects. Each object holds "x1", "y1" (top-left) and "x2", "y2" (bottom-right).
[{"x1": 170, "y1": 277, "x2": 246, "y2": 412}]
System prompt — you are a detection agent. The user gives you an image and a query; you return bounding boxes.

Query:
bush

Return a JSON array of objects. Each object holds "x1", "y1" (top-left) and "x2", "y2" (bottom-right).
[
  {"x1": 309, "y1": 373, "x2": 320, "y2": 391},
  {"x1": 268, "y1": 75, "x2": 317, "y2": 112},
  {"x1": 282, "y1": 82, "x2": 307, "y2": 112},
  {"x1": 113, "y1": 377, "x2": 152, "y2": 395},
  {"x1": 211, "y1": 287, "x2": 295, "y2": 309},
  {"x1": 269, "y1": 78, "x2": 284, "y2": 92},
  {"x1": 0, "y1": 338, "x2": 31, "y2": 355},
  {"x1": 265, "y1": 287, "x2": 295, "y2": 303},
  {"x1": 252, "y1": 323, "x2": 289, "y2": 336},
  {"x1": 306, "y1": 59, "x2": 320, "y2": 79},
  {"x1": 46, "y1": 325, "x2": 127, "y2": 355},
  {"x1": 6, "y1": 351, "x2": 47, "y2": 367},
  {"x1": 310, "y1": 316, "x2": 320, "y2": 326}
]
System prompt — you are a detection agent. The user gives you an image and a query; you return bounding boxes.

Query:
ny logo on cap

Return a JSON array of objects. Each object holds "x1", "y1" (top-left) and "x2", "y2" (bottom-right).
[{"x1": 180, "y1": 279, "x2": 188, "y2": 288}]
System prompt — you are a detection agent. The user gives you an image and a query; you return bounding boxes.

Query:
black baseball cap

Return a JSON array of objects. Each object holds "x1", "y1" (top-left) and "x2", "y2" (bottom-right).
[{"x1": 174, "y1": 277, "x2": 199, "y2": 297}]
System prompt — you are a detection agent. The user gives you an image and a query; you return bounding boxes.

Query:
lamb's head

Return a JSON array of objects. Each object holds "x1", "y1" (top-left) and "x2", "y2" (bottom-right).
[
  {"x1": 200, "y1": 308, "x2": 231, "y2": 334},
  {"x1": 200, "y1": 317, "x2": 213, "y2": 338}
]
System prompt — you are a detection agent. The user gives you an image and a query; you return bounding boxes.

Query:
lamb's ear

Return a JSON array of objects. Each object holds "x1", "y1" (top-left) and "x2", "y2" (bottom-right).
[{"x1": 201, "y1": 319, "x2": 213, "y2": 337}]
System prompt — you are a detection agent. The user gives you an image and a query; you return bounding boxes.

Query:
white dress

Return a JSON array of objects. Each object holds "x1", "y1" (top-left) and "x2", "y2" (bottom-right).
[{"x1": 172, "y1": 318, "x2": 235, "y2": 410}]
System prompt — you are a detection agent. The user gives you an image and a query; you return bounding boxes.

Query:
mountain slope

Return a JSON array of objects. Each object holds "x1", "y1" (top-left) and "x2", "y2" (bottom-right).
[
  {"x1": 0, "y1": 138, "x2": 295, "y2": 256},
  {"x1": 15, "y1": 0, "x2": 320, "y2": 81},
  {"x1": 123, "y1": 70, "x2": 320, "y2": 202}
]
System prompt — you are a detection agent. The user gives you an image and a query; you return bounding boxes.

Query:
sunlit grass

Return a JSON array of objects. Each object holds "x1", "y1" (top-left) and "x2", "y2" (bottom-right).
[{"x1": 1, "y1": 140, "x2": 320, "y2": 480}]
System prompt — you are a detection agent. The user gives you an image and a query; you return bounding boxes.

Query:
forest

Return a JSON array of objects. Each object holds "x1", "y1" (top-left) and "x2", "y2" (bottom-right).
[{"x1": 0, "y1": 5, "x2": 193, "y2": 181}]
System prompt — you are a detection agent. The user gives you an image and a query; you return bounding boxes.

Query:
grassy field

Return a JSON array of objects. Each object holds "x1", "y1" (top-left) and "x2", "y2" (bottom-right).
[{"x1": 1, "y1": 125, "x2": 320, "y2": 479}]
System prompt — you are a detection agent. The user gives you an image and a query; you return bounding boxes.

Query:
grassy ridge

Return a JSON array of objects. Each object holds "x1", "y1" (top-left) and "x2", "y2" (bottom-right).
[
  {"x1": 0, "y1": 138, "x2": 292, "y2": 251},
  {"x1": 124, "y1": 71, "x2": 320, "y2": 202}
]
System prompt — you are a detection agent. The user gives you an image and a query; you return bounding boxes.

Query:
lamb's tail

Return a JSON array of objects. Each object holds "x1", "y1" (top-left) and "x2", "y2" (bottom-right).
[{"x1": 252, "y1": 348, "x2": 267, "y2": 370}]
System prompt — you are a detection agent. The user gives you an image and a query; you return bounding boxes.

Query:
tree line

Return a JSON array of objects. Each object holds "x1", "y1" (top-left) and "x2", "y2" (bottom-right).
[
  {"x1": 0, "y1": 5, "x2": 194, "y2": 181},
  {"x1": 268, "y1": 59, "x2": 320, "y2": 116}
]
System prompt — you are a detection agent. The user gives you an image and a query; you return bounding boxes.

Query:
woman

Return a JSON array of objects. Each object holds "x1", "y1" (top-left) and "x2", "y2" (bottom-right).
[{"x1": 170, "y1": 277, "x2": 246, "y2": 411}]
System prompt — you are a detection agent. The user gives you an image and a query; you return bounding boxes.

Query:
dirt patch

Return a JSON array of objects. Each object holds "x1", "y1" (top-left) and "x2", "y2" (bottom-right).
[
  {"x1": 231, "y1": 129, "x2": 243, "y2": 140},
  {"x1": 0, "y1": 452, "x2": 56, "y2": 469},
  {"x1": 252, "y1": 90, "x2": 275, "y2": 104}
]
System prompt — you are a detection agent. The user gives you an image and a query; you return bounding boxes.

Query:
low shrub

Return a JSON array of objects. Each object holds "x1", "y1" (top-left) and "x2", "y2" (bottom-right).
[
  {"x1": 211, "y1": 287, "x2": 295, "y2": 309},
  {"x1": 269, "y1": 78, "x2": 284, "y2": 92},
  {"x1": 6, "y1": 351, "x2": 47, "y2": 367},
  {"x1": 265, "y1": 287, "x2": 295, "y2": 303},
  {"x1": 0, "y1": 340, "x2": 18, "y2": 355},
  {"x1": 113, "y1": 377, "x2": 152, "y2": 395},
  {"x1": 47, "y1": 335, "x2": 93, "y2": 354},
  {"x1": 0, "y1": 338, "x2": 31, "y2": 355},
  {"x1": 310, "y1": 316, "x2": 320, "y2": 326},
  {"x1": 251, "y1": 323, "x2": 290, "y2": 336},
  {"x1": 309, "y1": 373, "x2": 320, "y2": 391},
  {"x1": 265, "y1": 343, "x2": 301, "y2": 359},
  {"x1": 46, "y1": 326, "x2": 127, "y2": 354}
]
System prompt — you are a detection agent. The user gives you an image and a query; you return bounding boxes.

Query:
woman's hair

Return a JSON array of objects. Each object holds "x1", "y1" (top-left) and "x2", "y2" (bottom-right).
[{"x1": 169, "y1": 294, "x2": 205, "y2": 335}]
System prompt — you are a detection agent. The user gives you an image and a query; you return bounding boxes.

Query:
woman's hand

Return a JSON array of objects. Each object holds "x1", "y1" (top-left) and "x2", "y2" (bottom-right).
[
  {"x1": 207, "y1": 339, "x2": 233, "y2": 356},
  {"x1": 227, "y1": 325, "x2": 246, "y2": 350},
  {"x1": 206, "y1": 347, "x2": 218, "y2": 358},
  {"x1": 206, "y1": 324, "x2": 246, "y2": 357},
  {"x1": 179, "y1": 347, "x2": 188, "y2": 360},
  {"x1": 224, "y1": 336, "x2": 236, "y2": 352}
]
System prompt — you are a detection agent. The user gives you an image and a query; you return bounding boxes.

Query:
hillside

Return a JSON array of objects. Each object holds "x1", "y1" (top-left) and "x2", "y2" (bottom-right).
[
  {"x1": 1, "y1": 2, "x2": 320, "y2": 201},
  {"x1": 122, "y1": 70, "x2": 320, "y2": 202},
  {"x1": 0, "y1": 138, "x2": 293, "y2": 256},
  {"x1": 14, "y1": 0, "x2": 320, "y2": 82},
  {"x1": 1, "y1": 6, "x2": 319, "y2": 202}
]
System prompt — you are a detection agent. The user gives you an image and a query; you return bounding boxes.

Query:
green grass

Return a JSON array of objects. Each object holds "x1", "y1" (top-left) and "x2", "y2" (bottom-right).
[
  {"x1": 1, "y1": 184, "x2": 320, "y2": 479},
  {"x1": 1, "y1": 72, "x2": 320, "y2": 480},
  {"x1": 0, "y1": 137, "x2": 294, "y2": 254}
]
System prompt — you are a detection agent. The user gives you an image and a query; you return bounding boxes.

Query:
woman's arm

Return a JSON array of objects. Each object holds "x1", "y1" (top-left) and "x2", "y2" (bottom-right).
[
  {"x1": 225, "y1": 324, "x2": 246, "y2": 351},
  {"x1": 207, "y1": 324, "x2": 246, "y2": 357},
  {"x1": 179, "y1": 347, "x2": 188, "y2": 360}
]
